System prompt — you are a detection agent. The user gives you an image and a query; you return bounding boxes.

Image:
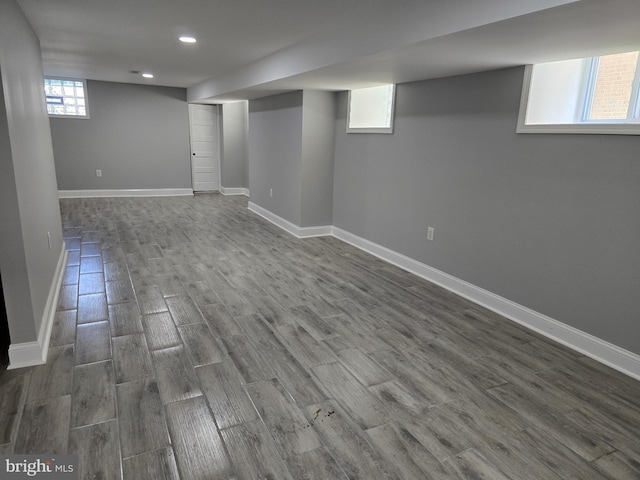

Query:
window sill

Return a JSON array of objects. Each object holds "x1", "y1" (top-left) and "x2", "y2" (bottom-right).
[{"x1": 516, "y1": 123, "x2": 640, "y2": 135}]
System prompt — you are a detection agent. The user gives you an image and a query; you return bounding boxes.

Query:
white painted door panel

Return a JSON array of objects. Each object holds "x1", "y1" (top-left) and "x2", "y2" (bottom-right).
[{"x1": 189, "y1": 104, "x2": 220, "y2": 192}]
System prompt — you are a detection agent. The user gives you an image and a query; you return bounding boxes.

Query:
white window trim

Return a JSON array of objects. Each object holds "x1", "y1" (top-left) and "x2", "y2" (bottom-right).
[
  {"x1": 346, "y1": 85, "x2": 396, "y2": 134},
  {"x1": 517, "y1": 64, "x2": 640, "y2": 135},
  {"x1": 45, "y1": 77, "x2": 90, "y2": 119}
]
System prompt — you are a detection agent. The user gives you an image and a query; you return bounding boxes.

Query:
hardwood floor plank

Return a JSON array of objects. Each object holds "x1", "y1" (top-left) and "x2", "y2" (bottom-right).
[
  {"x1": 141, "y1": 311, "x2": 182, "y2": 351},
  {"x1": 15, "y1": 395, "x2": 71, "y2": 454},
  {"x1": 235, "y1": 313, "x2": 286, "y2": 351},
  {"x1": 27, "y1": 345, "x2": 74, "y2": 402},
  {"x1": 276, "y1": 323, "x2": 336, "y2": 367},
  {"x1": 368, "y1": 349, "x2": 455, "y2": 407},
  {"x1": 165, "y1": 294, "x2": 205, "y2": 325},
  {"x1": 200, "y1": 303, "x2": 243, "y2": 338},
  {"x1": 195, "y1": 361, "x2": 259, "y2": 429},
  {"x1": 75, "y1": 320, "x2": 111, "y2": 364},
  {"x1": 112, "y1": 333, "x2": 154, "y2": 384},
  {"x1": 594, "y1": 450, "x2": 640, "y2": 479},
  {"x1": 304, "y1": 400, "x2": 402, "y2": 480},
  {"x1": 261, "y1": 348, "x2": 329, "y2": 407},
  {"x1": 368, "y1": 380, "x2": 429, "y2": 418},
  {"x1": 136, "y1": 285, "x2": 169, "y2": 315},
  {"x1": 49, "y1": 309, "x2": 77, "y2": 347},
  {"x1": 184, "y1": 280, "x2": 221, "y2": 306},
  {"x1": 444, "y1": 448, "x2": 511, "y2": 480},
  {"x1": 323, "y1": 313, "x2": 389, "y2": 353},
  {"x1": 62, "y1": 265, "x2": 80, "y2": 285},
  {"x1": 511, "y1": 427, "x2": 609, "y2": 480},
  {"x1": 336, "y1": 348, "x2": 390, "y2": 387},
  {"x1": 106, "y1": 279, "x2": 136, "y2": 305},
  {"x1": 290, "y1": 305, "x2": 338, "y2": 340},
  {"x1": 71, "y1": 360, "x2": 116, "y2": 427},
  {"x1": 109, "y1": 302, "x2": 143, "y2": 337},
  {"x1": 487, "y1": 382, "x2": 614, "y2": 461},
  {"x1": 166, "y1": 396, "x2": 235, "y2": 480},
  {"x1": 178, "y1": 323, "x2": 227, "y2": 366},
  {"x1": 123, "y1": 447, "x2": 180, "y2": 480},
  {"x1": 117, "y1": 378, "x2": 171, "y2": 458},
  {"x1": 151, "y1": 345, "x2": 202, "y2": 404},
  {"x1": 0, "y1": 370, "x2": 30, "y2": 445},
  {"x1": 69, "y1": 419, "x2": 122, "y2": 480},
  {"x1": 79, "y1": 256, "x2": 103, "y2": 274},
  {"x1": 366, "y1": 423, "x2": 450, "y2": 480},
  {"x1": 285, "y1": 447, "x2": 349, "y2": 480},
  {"x1": 79, "y1": 272, "x2": 105, "y2": 296},
  {"x1": 221, "y1": 420, "x2": 295, "y2": 480},
  {"x1": 220, "y1": 335, "x2": 276, "y2": 384},
  {"x1": 246, "y1": 378, "x2": 322, "y2": 457},
  {"x1": 77, "y1": 292, "x2": 108, "y2": 323},
  {"x1": 249, "y1": 295, "x2": 296, "y2": 326},
  {"x1": 312, "y1": 361, "x2": 387, "y2": 430}
]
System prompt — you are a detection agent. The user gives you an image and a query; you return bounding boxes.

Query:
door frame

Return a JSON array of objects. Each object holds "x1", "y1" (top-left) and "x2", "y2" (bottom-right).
[{"x1": 188, "y1": 103, "x2": 221, "y2": 193}]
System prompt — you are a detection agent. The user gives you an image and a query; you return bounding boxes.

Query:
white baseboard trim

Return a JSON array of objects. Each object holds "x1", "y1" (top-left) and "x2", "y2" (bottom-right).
[
  {"x1": 58, "y1": 188, "x2": 193, "y2": 198},
  {"x1": 248, "y1": 202, "x2": 301, "y2": 237},
  {"x1": 247, "y1": 202, "x2": 332, "y2": 239},
  {"x1": 299, "y1": 225, "x2": 334, "y2": 238},
  {"x1": 8, "y1": 246, "x2": 68, "y2": 369},
  {"x1": 244, "y1": 201, "x2": 640, "y2": 381},
  {"x1": 220, "y1": 187, "x2": 249, "y2": 196}
]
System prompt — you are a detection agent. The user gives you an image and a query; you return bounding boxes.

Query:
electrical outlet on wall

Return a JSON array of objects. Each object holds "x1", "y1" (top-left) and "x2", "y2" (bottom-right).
[
  {"x1": 96, "y1": 169, "x2": 102, "y2": 177},
  {"x1": 269, "y1": 188, "x2": 273, "y2": 197},
  {"x1": 427, "y1": 226, "x2": 435, "y2": 241}
]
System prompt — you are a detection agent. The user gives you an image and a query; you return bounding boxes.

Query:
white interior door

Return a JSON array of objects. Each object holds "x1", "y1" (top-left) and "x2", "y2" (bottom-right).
[{"x1": 188, "y1": 104, "x2": 220, "y2": 192}]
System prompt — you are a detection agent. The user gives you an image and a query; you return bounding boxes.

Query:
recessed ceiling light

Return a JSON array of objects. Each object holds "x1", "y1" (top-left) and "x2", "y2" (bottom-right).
[
  {"x1": 142, "y1": 73, "x2": 154, "y2": 79},
  {"x1": 179, "y1": 36, "x2": 197, "y2": 44}
]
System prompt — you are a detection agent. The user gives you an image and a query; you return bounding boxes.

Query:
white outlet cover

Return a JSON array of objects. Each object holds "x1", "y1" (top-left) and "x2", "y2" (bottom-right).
[{"x1": 427, "y1": 226, "x2": 435, "y2": 241}]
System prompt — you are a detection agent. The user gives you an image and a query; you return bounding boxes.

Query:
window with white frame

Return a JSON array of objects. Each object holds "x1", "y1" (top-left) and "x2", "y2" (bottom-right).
[
  {"x1": 518, "y1": 51, "x2": 640, "y2": 134},
  {"x1": 44, "y1": 78, "x2": 89, "y2": 117},
  {"x1": 347, "y1": 84, "x2": 396, "y2": 133}
]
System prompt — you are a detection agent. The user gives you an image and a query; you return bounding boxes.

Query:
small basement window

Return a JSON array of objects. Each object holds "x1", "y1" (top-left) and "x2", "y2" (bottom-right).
[
  {"x1": 347, "y1": 84, "x2": 395, "y2": 133},
  {"x1": 518, "y1": 51, "x2": 640, "y2": 135},
  {"x1": 44, "y1": 78, "x2": 89, "y2": 118}
]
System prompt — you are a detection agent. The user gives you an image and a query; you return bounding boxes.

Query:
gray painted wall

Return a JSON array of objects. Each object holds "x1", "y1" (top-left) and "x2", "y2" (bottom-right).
[
  {"x1": 333, "y1": 66, "x2": 640, "y2": 355},
  {"x1": 0, "y1": 0, "x2": 64, "y2": 344},
  {"x1": 51, "y1": 80, "x2": 191, "y2": 191},
  {"x1": 249, "y1": 91, "x2": 303, "y2": 225},
  {"x1": 300, "y1": 91, "x2": 336, "y2": 227},
  {"x1": 221, "y1": 101, "x2": 249, "y2": 189}
]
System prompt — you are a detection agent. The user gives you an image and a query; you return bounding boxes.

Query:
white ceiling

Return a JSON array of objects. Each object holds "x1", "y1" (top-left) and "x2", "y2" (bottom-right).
[{"x1": 16, "y1": 0, "x2": 640, "y2": 103}]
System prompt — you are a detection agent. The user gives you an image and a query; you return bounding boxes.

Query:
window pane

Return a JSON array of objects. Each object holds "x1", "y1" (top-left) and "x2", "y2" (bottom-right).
[
  {"x1": 43, "y1": 78, "x2": 88, "y2": 117},
  {"x1": 588, "y1": 51, "x2": 639, "y2": 120},
  {"x1": 348, "y1": 84, "x2": 395, "y2": 130}
]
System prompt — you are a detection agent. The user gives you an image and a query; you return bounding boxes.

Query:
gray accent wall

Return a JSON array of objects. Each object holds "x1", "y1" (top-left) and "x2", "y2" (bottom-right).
[
  {"x1": 0, "y1": 0, "x2": 64, "y2": 344},
  {"x1": 51, "y1": 80, "x2": 191, "y2": 191},
  {"x1": 249, "y1": 90, "x2": 336, "y2": 227},
  {"x1": 220, "y1": 101, "x2": 249, "y2": 189},
  {"x1": 333, "y1": 66, "x2": 640, "y2": 355},
  {"x1": 300, "y1": 91, "x2": 336, "y2": 227},
  {"x1": 249, "y1": 91, "x2": 304, "y2": 225}
]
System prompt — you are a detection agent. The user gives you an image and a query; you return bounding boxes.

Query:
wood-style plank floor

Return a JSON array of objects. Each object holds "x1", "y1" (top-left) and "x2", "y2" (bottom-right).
[{"x1": 1, "y1": 194, "x2": 639, "y2": 479}]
